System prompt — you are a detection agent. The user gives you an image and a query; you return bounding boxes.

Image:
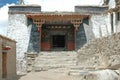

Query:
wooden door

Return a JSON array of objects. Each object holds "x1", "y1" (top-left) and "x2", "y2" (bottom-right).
[{"x1": 2, "y1": 53, "x2": 7, "y2": 78}]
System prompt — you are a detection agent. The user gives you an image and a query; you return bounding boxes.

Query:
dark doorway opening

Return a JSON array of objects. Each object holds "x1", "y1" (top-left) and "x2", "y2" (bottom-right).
[{"x1": 52, "y1": 35, "x2": 65, "y2": 48}]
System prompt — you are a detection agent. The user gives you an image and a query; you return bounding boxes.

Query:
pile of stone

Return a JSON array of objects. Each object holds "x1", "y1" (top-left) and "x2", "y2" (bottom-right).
[
  {"x1": 76, "y1": 33, "x2": 120, "y2": 79},
  {"x1": 77, "y1": 33, "x2": 120, "y2": 68}
]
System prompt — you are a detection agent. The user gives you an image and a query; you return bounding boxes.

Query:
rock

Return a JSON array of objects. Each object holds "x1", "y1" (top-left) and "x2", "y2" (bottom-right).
[
  {"x1": 95, "y1": 69, "x2": 119, "y2": 80},
  {"x1": 69, "y1": 69, "x2": 119, "y2": 80},
  {"x1": 107, "y1": 64, "x2": 120, "y2": 70}
]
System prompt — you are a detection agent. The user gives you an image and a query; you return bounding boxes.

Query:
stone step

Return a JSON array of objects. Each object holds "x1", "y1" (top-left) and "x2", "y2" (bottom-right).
[
  {"x1": 40, "y1": 52, "x2": 77, "y2": 54},
  {"x1": 40, "y1": 51, "x2": 77, "y2": 53},
  {"x1": 35, "y1": 62, "x2": 76, "y2": 65},
  {"x1": 34, "y1": 65, "x2": 76, "y2": 71},
  {"x1": 34, "y1": 63, "x2": 77, "y2": 67},
  {"x1": 35, "y1": 60, "x2": 77, "y2": 64},
  {"x1": 68, "y1": 70, "x2": 90, "y2": 76},
  {"x1": 38, "y1": 55, "x2": 77, "y2": 58},
  {"x1": 36, "y1": 59, "x2": 76, "y2": 61},
  {"x1": 35, "y1": 57, "x2": 77, "y2": 60},
  {"x1": 70, "y1": 66, "x2": 96, "y2": 70},
  {"x1": 34, "y1": 61, "x2": 77, "y2": 65},
  {"x1": 38, "y1": 56, "x2": 77, "y2": 59},
  {"x1": 35, "y1": 61, "x2": 76, "y2": 63},
  {"x1": 68, "y1": 66, "x2": 96, "y2": 76},
  {"x1": 34, "y1": 64, "x2": 77, "y2": 68},
  {"x1": 36, "y1": 60, "x2": 76, "y2": 63},
  {"x1": 38, "y1": 54, "x2": 77, "y2": 57},
  {"x1": 39, "y1": 52, "x2": 77, "y2": 56},
  {"x1": 31, "y1": 51, "x2": 77, "y2": 72},
  {"x1": 34, "y1": 64, "x2": 76, "y2": 67},
  {"x1": 48, "y1": 68, "x2": 70, "y2": 74}
]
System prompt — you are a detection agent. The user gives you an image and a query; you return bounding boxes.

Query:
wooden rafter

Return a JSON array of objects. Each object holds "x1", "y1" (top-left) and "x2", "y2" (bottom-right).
[{"x1": 27, "y1": 13, "x2": 89, "y2": 28}]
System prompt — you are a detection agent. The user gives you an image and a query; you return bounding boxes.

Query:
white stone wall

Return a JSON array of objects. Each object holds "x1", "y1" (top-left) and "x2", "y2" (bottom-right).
[
  {"x1": 108, "y1": 0, "x2": 116, "y2": 9},
  {"x1": 113, "y1": 12, "x2": 117, "y2": 33},
  {"x1": 7, "y1": 14, "x2": 30, "y2": 73},
  {"x1": 108, "y1": 0, "x2": 120, "y2": 34},
  {"x1": 89, "y1": 14, "x2": 110, "y2": 38},
  {"x1": 83, "y1": 23, "x2": 95, "y2": 42},
  {"x1": 117, "y1": 21, "x2": 120, "y2": 32}
]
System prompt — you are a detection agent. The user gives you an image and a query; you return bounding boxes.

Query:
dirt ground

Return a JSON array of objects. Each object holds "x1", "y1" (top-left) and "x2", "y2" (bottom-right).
[{"x1": 18, "y1": 71, "x2": 80, "y2": 80}]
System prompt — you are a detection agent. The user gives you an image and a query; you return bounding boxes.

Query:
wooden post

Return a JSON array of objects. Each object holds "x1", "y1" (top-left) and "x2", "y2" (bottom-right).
[
  {"x1": 39, "y1": 27, "x2": 42, "y2": 51},
  {"x1": 74, "y1": 27, "x2": 78, "y2": 50}
]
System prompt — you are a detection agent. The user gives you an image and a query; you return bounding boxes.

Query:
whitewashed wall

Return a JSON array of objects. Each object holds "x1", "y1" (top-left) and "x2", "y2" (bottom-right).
[
  {"x1": 108, "y1": 0, "x2": 116, "y2": 9},
  {"x1": 7, "y1": 14, "x2": 111, "y2": 55},
  {"x1": 117, "y1": 20, "x2": 120, "y2": 32},
  {"x1": 108, "y1": 0, "x2": 120, "y2": 33},
  {"x1": 7, "y1": 14, "x2": 31, "y2": 73},
  {"x1": 89, "y1": 14, "x2": 110, "y2": 38}
]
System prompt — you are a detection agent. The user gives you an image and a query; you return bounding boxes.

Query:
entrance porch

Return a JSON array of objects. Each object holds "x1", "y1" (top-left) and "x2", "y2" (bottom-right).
[
  {"x1": 41, "y1": 24, "x2": 74, "y2": 51},
  {"x1": 27, "y1": 12, "x2": 88, "y2": 51}
]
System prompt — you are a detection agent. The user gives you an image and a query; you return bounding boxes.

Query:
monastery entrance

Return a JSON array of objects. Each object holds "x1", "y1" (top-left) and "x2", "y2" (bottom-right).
[
  {"x1": 41, "y1": 23, "x2": 74, "y2": 51},
  {"x1": 27, "y1": 13, "x2": 88, "y2": 51}
]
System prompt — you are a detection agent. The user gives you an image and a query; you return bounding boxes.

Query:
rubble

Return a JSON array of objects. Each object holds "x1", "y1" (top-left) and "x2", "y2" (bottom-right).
[{"x1": 77, "y1": 32, "x2": 120, "y2": 68}]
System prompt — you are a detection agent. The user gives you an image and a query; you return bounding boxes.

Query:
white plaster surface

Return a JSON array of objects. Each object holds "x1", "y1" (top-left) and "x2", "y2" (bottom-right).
[
  {"x1": 108, "y1": 0, "x2": 116, "y2": 9},
  {"x1": 7, "y1": 14, "x2": 31, "y2": 73},
  {"x1": 90, "y1": 14, "x2": 110, "y2": 38}
]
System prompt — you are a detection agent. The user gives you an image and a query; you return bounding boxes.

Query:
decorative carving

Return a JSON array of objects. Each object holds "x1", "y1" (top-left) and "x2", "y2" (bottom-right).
[
  {"x1": 71, "y1": 19, "x2": 83, "y2": 28},
  {"x1": 27, "y1": 14, "x2": 88, "y2": 28},
  {"x1": 33, "y1": 19, "x2": 45, "y2": 27}
]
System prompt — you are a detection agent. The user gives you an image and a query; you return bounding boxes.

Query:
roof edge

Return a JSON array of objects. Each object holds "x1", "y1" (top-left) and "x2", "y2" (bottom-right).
[{"x1": 0, "y1": 35, "x2": 16, "y2": 43}]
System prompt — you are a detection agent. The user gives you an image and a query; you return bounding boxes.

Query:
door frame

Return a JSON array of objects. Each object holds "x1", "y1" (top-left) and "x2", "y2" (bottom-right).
[{"x1": 50, "y1": 34, "x2": 67, "y2": 50}]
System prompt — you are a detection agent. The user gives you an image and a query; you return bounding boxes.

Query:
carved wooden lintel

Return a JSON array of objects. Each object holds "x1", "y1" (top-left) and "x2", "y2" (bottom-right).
[{"x1": 27, "y1": 14, "x2": 87, "y2": 29}]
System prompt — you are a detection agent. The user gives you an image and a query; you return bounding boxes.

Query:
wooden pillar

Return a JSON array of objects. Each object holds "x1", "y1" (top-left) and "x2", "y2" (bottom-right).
[
  {"x1": 39, "y1": 27, "x2": 42, "y2": 51},
  {"x1": 74, "y1": 27, "x2": 78, "y2": 50}
]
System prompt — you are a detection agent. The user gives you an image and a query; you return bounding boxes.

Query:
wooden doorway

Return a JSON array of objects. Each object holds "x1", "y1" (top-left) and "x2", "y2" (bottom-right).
[{"x1": 2, "y1": 52, "x2": 7, "y2": 78}]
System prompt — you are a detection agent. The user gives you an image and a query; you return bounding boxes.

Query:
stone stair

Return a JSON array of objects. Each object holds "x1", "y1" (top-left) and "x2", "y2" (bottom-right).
[
  {"x1": 68, "y1": 66, "x2": 96, "y2": 76},
  {"x1": 25, "y1": 52, "x2": 38, "y2": 72},
  {"x1": 33, "y1": 51, "x2": 77, "y2": 73}
]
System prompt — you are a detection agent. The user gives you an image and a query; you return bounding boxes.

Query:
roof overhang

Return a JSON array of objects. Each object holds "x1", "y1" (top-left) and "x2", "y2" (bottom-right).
[
  {"x1": 27, "y1": 12, "x2": 89, "y2": 19},
  {"x1": 27, "y1": 12, "x2": 89, "y2": 28}
]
